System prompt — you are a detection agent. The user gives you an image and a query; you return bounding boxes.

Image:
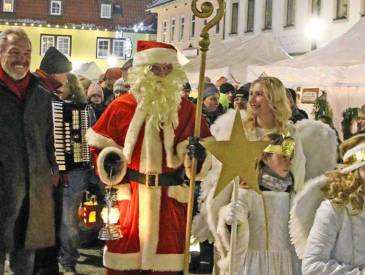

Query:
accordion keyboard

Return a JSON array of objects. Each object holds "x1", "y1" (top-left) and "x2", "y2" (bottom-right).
[{"x1": 52, "y1": 101, "x2": 91, "y2": 171}]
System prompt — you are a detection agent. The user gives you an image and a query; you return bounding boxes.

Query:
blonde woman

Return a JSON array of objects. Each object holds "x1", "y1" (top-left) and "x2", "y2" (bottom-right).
[
  {"x1": 192, "y1": 76, "x2": 338, "y2": 274},
  {"x1": 301, "y1": 134, "x2": 365, "y2": 275}
]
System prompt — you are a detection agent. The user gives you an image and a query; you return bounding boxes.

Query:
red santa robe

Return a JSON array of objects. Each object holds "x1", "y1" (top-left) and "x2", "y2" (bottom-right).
[{"x1": 87, "y1": 93, "x2": 212, "y2": 274}]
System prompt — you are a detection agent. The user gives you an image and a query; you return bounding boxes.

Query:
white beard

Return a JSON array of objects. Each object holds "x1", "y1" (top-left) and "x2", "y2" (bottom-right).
[{"x1": 123, "y1": 65, "x2": 187, "y2": 173}]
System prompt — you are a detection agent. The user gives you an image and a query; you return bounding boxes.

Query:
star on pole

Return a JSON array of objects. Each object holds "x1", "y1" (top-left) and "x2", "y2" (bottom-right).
[{"x1": 201, "y1": 109, "x2": 270, "y2": 197}]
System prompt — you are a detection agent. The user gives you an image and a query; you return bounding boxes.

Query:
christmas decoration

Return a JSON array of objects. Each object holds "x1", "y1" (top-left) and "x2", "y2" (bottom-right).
[
  {"x1": 312, "y1": 91, "x2": 333, "y2": 125},
  {"x1": 201, "y1": 109, "x2": 270, "y2": 197}
]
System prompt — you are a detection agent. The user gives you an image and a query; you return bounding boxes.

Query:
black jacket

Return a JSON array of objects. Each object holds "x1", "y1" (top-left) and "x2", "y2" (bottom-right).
[{"x1": 0, "y1": 74, "x2": 57, "y2": 251}]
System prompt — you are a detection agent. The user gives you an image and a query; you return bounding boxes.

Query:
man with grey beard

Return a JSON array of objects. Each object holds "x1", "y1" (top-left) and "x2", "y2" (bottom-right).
[
  {"x1": 0, "y1": 28, "x2": 58, "y2": 275},
  {"x1": 86, "y1": 40, "x2": 213, "y2": 274}
]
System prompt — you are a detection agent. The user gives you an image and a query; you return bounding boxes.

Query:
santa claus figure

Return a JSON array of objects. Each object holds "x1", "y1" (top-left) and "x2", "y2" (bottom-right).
[{"x1": 86, "y1": 40, "x2": 212, "y2": 275}]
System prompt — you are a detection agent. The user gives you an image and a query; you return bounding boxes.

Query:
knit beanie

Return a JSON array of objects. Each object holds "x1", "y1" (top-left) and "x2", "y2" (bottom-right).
[
  {"x1": 220, "y1": 82, "x2": 235, "y2": 94},
  {"x1": 40, "y1": 47, "x2": 72, "y2": 74},
  {"x1": 87, "y1": 83, "x2": 104, "y2": 101},
  {"x1": 113, "y1": 78, "x2": 130, "y2": 93},
  {"x1": 203, "y1": 83, "x2": 219, "y2": 99},
  {"x1": 236, "y1": 83, "x2": 251, "y2": 101}
]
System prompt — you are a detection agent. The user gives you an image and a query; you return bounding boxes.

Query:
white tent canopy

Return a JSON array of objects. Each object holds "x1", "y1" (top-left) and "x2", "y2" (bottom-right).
[
  {"x1": 247, "y1": 18, "x2": 365, "y2": 137},
  {"x1": 72, "y1": 61, "x2": 103, "y2": 82},
  {"x1": 183, "y1": 33, "x2": 290, "y2": 86}
]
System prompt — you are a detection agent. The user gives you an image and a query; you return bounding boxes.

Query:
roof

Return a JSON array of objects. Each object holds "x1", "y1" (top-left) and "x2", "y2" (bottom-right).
[{"x1": 149, "y1": 0, "x2": 175, "y2": 9}]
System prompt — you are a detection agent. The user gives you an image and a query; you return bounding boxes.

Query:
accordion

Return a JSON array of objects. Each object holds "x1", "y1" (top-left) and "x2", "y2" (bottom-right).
[{"x1": 52, "y1": 100, "x2": 91, "y2": 171}]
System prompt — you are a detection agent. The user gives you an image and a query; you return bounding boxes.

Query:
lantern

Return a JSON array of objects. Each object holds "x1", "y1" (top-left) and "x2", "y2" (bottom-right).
[
  {"x1": 78, "y1": 194, "x2": 99, "y2": 229},
  {"x1": 99, "y1": 187, "x2": 122, "y2": 240}
]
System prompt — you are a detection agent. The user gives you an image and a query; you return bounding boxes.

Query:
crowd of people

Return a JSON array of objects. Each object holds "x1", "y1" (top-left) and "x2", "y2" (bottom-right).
[{"x1": 0, "y1": 27, "x2": 365, "y2": 275}]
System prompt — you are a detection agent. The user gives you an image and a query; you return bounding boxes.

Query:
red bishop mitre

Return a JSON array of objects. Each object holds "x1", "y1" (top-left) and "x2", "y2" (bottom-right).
[{"x1": 133, "y1": 40, "x2": 179, "y2": 66}]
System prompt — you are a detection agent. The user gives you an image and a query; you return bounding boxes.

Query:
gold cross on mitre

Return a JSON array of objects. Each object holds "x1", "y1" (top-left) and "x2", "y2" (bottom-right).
[{"x1": 201, "y1": 109, "x2": 270, "y2": 197}]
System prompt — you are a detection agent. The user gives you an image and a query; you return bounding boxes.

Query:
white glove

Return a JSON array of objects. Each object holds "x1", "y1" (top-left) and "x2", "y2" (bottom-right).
[{"x1": 225, "y1": 200, "x2": 245, "y2": 225}]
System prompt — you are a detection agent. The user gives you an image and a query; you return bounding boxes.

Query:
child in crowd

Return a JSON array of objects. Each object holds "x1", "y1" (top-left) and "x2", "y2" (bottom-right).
[{"x1": 216, "y1": 134, "x2": 300, "y2": 275}]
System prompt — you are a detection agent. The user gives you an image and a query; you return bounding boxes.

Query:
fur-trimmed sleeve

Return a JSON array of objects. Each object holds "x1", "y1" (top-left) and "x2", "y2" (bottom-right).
[{"x1": 302, "y1": 201, "x2": 365, "y2": 275}]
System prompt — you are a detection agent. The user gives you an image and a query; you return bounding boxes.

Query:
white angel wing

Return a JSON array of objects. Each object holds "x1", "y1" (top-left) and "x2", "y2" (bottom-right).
[
  {"x1": 289, "y1": 175, "x2": 328, "y2": 259},
  {"x1": 296, "y1": 119, "x2": 338, "y2": 181}
]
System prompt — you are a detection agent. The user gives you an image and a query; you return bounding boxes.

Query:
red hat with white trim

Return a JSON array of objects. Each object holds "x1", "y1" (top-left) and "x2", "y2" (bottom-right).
[{"x1": 133, "y1": 40, "x2": 179, "y2": 67}]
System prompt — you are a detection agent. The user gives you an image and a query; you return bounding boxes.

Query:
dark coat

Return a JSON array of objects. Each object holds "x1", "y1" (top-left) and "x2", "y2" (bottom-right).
[{"x1": 0, "y1": 74, "x2": 57, "y2": 251}]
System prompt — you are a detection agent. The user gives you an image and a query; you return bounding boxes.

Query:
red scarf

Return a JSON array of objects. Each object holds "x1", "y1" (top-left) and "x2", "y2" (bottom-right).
[
  {"x1": 0, "y1": 65, "x2": 31, "y2": 100},
  {"x1": 35, "y1": 69, "x2": 62, "y2": 92}
]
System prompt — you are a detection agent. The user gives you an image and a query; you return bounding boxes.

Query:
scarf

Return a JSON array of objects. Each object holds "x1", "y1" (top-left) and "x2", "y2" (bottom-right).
[
  {"x1": 35, "y1": 69, "x2": 62, "y2": 92},
  {"x1": 259, "y1": 165, "x2": 293, "y2": 192},
  {"x1": 0, "y1": 65, "x2": 31, "y2": 99}
]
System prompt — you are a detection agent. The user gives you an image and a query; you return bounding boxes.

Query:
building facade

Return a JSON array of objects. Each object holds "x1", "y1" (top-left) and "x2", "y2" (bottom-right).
[
  {"x1": 0, "y1": 0, "x2": 156, "y2": 71},
  {"x1": 149, "y1": 0, "x2": 364, "y2": 55}
]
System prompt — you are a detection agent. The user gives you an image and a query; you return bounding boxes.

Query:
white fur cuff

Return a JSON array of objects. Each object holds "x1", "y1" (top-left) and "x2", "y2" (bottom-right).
[{"x1": 97, "y1": 147, "x2": 127, "y2": 186}]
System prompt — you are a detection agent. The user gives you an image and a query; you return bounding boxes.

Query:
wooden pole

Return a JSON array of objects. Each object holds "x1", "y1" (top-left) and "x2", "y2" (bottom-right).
[{"x1": 183, "y1": 1, "x2": 225, "y2": 274}]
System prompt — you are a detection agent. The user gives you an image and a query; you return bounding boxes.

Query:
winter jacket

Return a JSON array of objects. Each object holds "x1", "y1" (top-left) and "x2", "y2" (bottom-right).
[
  {"x1": 302, "y1": 200, "x2": 365, "y2": 275},
  {"x1": 0, "y1": 74, "x2": 57, "y2": 251}
]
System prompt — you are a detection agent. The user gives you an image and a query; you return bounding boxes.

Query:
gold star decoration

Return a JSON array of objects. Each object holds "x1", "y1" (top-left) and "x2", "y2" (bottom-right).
[{"x1": 201, "y1": 109, "x2": 270, "y2": 197}]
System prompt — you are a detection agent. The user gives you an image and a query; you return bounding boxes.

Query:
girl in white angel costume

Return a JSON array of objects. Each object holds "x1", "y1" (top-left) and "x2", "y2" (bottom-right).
[
  {"x1": 290, "y1": 134, "x2": 365, "y2": 275},
  {"x1": 192, "y1": 76, "x2": 338, "y2": 275}
]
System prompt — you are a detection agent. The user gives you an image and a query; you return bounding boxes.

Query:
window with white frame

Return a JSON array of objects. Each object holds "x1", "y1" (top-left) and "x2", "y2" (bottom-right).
[
  {"x1": 190, "y1": 14, "x2": 195, "y2": 38},
  {"x1": 216, "y1": 9, "x2": 220, "y2": 33},
  {"x1": 100, "y1": 3, "x2": 112, "y2": 19},
  {"x1": 361, "y1": 0, "x2": 365, "y2": 16},
  {"x1": 162, "y1": 21, "x2": 167, "y2": 42},
  {"x1": 311, "y1": 0, "x2": 321, "y2": 15},
  {"x1": 179, "y1": 16, "x2": 184, "y2": 41},
  {"x1": 335, "y1": 0, "x2": 348, "y2": 19},
  {"x1": 50, "y1": 0, "x2": 62, "y2": 15},
  {"x1": 230, "y1": 2, "x2": 239, "y2": 34},
  {"x1": 2, "y1": 0, "x2": 14, "y2": 12},
  {"x1": 246, "y1": 0, "x2": 255, "y2": 32},
  {"x1": 57, "y1": 36, "x2": 70, "y2": 56},
  {"x1": 97, "y1": 38, "x2": 129, "y2": 59},
  {"x1": 264, "y1": 0, "x2": 272, "y2": 29},
  {"x1": 170, "y1": 18, "x2": 175, "y2": 42},
  {"x1": 41, "y1": 35, "x2": 71, "y2": 56},
  {"x1": 41, "y1": 36, "x2": 55, "y2": 56},
  {"x1": 285, "y1": 0, "x2": 295, "y2": 26},
  {"x1": 97, "y1": 39, "x2": 110, "y2": 58},
  {"x1": 113, "y1": 39, "x2": 125, "y2": 58}
]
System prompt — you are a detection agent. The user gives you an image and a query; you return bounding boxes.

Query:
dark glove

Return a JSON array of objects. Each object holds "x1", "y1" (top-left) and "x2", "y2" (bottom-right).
[
  {"x1": 103, "y1": 152, "x2": 123, "y2": 178},
  {"x1": 187, "y1": 137, "x2": 206, "y2": 162}
]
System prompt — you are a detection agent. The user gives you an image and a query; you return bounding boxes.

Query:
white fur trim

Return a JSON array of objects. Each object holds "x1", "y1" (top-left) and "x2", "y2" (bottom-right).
[
  {"x1": 138, "y1": 184, "x2": 161, "y2": 269},
  {"x1": 141, "y1": 116, "x2": 163, "y2": 173},
  {"x1": 184, "y1": 153, "x2": 212, "y2": 181},
  {"x1": 114, "y1": 184, "x2": 132, "y2": 201},
  {"x1": 176, "y1": 140, "x2": 188, "y2": 163},
  {"x1": 164, "y1": 124, "x2": 182, "y2": 169},
  {"x1": 86, "y1": 128, "x2": 122, "y2": 149},
  {"x1": 184, "y1": 136, "x2": 215, "y2": 180},
  {"x1": 134, "y1": 48, "x2": 178, "y2": 67},
  {"x1": 289, "y1": 175, "x2": 327, "y2": 259},
  {"x1": 167, "y1": 185, "x2": 189, "y2": 204},
  {"x1": 97, "y1": 147, "x2": 127, "y2": 186},
  {"x1": 123, "y1": 107, "x2": 146, "y2": 163},
  {"x1": 104, "y1": 249, "x2": 140, "y2": 270}
]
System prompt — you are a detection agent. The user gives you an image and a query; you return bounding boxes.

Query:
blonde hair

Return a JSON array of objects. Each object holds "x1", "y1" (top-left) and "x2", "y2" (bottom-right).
[
  {"x1": 322, "y1": 169, "x2": 365, "y2": 215},
  {"x1": 67, "y1": 73, "x2": 86, "y2": 104},
  {"x1": 245, "y1": 76, "x2": 292, "y2": 133}
]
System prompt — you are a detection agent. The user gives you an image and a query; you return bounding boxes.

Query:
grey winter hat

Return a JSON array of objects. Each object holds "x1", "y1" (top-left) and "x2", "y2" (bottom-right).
[
  {"x1": 113, "y1": 77, "x2": 130, "y2": 93},
  {"x1": 203, "y1": 83, "x2": 219, "y2": 99}
]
